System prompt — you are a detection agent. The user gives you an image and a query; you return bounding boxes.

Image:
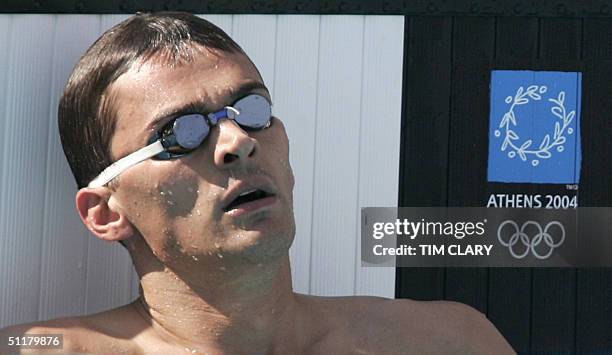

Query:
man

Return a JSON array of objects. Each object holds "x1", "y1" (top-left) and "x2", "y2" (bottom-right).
[{"x1": 1, "y1": 12, "x2": 514, "y2": 354}]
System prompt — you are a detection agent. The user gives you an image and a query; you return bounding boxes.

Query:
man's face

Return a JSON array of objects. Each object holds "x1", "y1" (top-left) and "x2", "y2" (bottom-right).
[{"x1": 106, "y1": 46, "x2": 295, "y2": 272}]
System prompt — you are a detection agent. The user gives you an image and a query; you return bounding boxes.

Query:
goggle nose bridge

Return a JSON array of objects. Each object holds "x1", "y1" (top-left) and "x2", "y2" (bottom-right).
[{"x1": 207, "y1": 106, "x2": 240, "y2": 125}]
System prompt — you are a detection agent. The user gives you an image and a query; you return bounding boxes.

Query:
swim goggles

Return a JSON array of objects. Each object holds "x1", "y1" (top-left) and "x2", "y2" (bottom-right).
[{"x1": 88, "y1": 93, "x2": 272, "y2": 188}]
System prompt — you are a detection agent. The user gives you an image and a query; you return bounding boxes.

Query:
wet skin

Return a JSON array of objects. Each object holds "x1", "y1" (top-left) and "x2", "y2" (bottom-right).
[
  {"x1": 0, "y1": 46, "x2": 515, "y2": 354},
  {"x1": 107, "y1": 47, "x2": 296, "y2": 273}
]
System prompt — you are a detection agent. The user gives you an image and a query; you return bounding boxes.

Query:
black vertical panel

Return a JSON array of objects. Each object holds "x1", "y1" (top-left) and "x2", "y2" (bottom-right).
[
  {"x1": 488, "y1": 270, "x2": 531, "y2": 354},
  {"x1": 396, "y1": 16, "x2": 453, "y2": 300},
  {"x1": 444, "y1": 17, "x2": 495, "y2": 313},
  {"x1": 576, "y1": 269, "x2": 612, "y2": 352},
  {"x1": 397, "y1": 12, "x2": 612, "y2": 352},
  {"x1": 486, "y1": 17, "x2": 540, "y2": 353},
  {"x1": 575, "y1": 18, "x2": 612, "y2": 353},
  {"x1": 495, "y1": 17, "x2": 539, "y2": 63},
  {"x1": 580, "y1": 19, "x2": 612, "y2": 205},
  {"x1": 446, "y1": 16, "x2": 496, "y2": 207},
  {"x1": 528, "y1": 18, "x2": 582, "y2": 354}
]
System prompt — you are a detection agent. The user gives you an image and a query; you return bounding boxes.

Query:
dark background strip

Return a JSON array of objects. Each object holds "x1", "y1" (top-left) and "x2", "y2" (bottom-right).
[{"x1": 1, "y1": 0, "x2": 612, "y2": 17}]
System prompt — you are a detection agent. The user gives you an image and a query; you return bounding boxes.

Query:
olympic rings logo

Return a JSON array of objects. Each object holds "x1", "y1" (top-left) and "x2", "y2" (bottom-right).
[{"x1": 497, "y1": 220, "x2": 565, "y2": 259}]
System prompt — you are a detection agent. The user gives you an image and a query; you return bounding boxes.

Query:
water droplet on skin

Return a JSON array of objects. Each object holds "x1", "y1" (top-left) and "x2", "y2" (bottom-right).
[
  {"x1": 217, "y1": 253, "x2": 224, "y2": 259},
  {"x1": 196, "y1": 209, "x2": 201, "y2": 216},
  {"x1": 160, "y1": 191, "x2": 165, "y2": 196},
  {"x1": 214, "y1": 242, "x2": 220, "y2": 249},
  {"x1": 168, "y1": 190, "x2": 173, "y2": 196},
  {"x1": 192, "y1": 255, "x2": 199, "y2": 261}
]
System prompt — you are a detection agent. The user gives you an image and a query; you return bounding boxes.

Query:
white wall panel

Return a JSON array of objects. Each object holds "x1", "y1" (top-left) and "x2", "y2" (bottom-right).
[
  {"x1": 354, "y1": 16, "x2": 404, "y2": 296},
  {"x1": 38, "y1": 15, "x2": 102, "y2": 321},
  {"x1": 0, "y1": 15, "x2": 55, "y2": 326},
  {"x1": 0, "y1": 14, "x2": 13, "y2": 327},
  {"x1": 273, "y1": 16, "x2": 320, "y2": 293},
  {"x1": 232, "y1": 15, "x2": 278, "y2": 96},
  {"x1": 310, "y1": 16, "x2": 365, "y2": 296},
  {"x1": 0, "y1": 14, "x2": 403, "y2": 328}
]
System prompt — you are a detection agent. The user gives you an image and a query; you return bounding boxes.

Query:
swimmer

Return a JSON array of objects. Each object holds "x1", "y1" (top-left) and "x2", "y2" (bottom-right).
[{"x1": 0, "y1": 12, "x2": 514, "y2": 354}]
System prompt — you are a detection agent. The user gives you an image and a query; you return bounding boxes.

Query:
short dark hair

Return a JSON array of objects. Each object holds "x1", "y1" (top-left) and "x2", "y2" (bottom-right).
[{"x1": 58, "y1": 12, "x2": 244, "y2": 188}]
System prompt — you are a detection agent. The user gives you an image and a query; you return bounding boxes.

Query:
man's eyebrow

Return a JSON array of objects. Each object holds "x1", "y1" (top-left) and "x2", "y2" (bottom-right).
[{"x1": 146, "y1": 81, "x2": 270, "y2": 131}]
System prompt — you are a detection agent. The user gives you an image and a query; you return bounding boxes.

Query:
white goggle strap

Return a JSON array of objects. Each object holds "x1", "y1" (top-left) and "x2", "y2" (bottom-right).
[{"x1": 87, "y1": 140, "x2": 166, "y2": 188}]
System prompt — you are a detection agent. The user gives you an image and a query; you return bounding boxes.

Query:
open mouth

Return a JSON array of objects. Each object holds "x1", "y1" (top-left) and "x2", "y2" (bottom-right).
[{"x1": 224, "y1": 189, "x2": 274, "y2": 212}]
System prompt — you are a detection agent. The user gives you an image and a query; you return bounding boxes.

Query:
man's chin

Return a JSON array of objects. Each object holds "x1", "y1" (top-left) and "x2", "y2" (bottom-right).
[
  {"x1": 220, "y1": 226, "x2": 295, "y2": 264},
  {"x1": 224, "y1": 204, "x2": 292, "y2": 236}
]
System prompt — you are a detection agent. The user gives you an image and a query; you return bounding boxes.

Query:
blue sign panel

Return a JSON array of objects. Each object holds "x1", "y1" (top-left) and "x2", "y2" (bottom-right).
[{"x1": 487, "y1": 70, "x2": 582, "y2": 184}]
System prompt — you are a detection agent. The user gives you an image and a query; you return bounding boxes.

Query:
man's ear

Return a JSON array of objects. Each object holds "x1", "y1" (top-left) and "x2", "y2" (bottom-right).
[{"x1": 76, "y1": 188, "x2": 134, "y2": 242}]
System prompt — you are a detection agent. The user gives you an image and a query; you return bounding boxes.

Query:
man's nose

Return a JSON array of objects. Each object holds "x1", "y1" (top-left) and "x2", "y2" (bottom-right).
[{"x1": 213, "y1": 120, "x2": 257, "y2": 168}]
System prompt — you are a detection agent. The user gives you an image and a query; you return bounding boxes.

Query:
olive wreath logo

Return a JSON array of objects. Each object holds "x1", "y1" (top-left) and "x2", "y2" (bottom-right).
[{"x1": 494, "y1": 85, "x2": 576, "y2": 167}]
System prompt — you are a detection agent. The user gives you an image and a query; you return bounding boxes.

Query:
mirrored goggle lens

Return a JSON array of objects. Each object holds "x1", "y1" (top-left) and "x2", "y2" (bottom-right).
[
  {"x1": 174, "y1": 114, "x2": 209, "y2": 149},
  {"x1": 233, "y1": 94, "x2": 272, "y2": 129}
]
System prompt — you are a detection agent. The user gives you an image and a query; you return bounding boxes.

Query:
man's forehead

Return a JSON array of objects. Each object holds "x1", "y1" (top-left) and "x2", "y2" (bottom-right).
[{"x1": 110, "y1": 49, "x2": 265, "y2": 117}]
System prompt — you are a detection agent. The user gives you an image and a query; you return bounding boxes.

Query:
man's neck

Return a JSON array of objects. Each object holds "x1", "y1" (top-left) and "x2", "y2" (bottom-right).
[{"x1": 134, "y1": 255, "x2": 302, "y2": 354}]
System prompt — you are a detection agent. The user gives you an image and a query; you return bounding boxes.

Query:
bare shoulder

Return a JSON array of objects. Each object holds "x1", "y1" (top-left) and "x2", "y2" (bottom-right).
[
  {"x1": 0, "y1": 302, "x2": 144, "y2": 354},
  {"x1": 300, "y1": 295, "x2": 515, "y2": 355},
  {"x1": 381, "y1": 298, "x2": 515, "y2": 354},
  {"x1": 360, "y1": 297, "x2": 515, "y2": 354}
]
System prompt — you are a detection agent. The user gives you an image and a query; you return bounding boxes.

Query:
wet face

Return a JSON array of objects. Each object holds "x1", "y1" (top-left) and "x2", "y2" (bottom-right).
[{"x1": 106, "y1": 47, "x2": 295, "y2": 273}]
